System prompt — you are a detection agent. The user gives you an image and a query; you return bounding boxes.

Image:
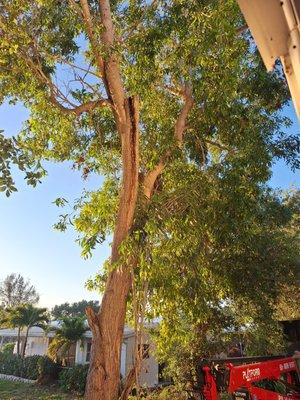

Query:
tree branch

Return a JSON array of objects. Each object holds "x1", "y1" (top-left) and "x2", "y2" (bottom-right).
[
  {"x1": 57, "y1": 58, "x2": 101, "y2": 79},
  {"x1": 79, "y1": 0, "x2": 105, "y2": 77},
  {"x1": 143, "y1": 159, "x2": 165, "y2": 199},
  {"x1": 161, "y1": 84, "x2": 185, "y2": 98},
  {"x1": 98, "y1": 0, "x2": 127, "y2": 120},
  {"x1": 175, "y1": 84, "x2": 194, "y2": 145},
  {"x1": 143, "y1": 84, "x2": 194, "y2": 198},
  {"x1": 21, "y1": 51, "x2": 111, "y2": 116},
  {"x1": 49, "y1": 96, "x2": 111, "y2": 116}
]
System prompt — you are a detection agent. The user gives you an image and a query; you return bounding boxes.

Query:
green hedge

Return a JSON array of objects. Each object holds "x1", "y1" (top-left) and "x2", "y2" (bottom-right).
[
  {"x1": 0, "y1": 353, "x2": 23, "y2": 377},
  {"x1": 59, "y1": 364, "x2": 89, "y2": 395},
  {"x1": 0, "y1": 353, "x2": 60, "y2": 381}
]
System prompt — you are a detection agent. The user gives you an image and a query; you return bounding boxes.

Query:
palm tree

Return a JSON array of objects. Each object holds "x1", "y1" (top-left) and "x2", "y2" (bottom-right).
[
  {"x1": 0, "y1": 307, "x2": 23, "y2": 355},
  {"x1": 48, "y1": 317, "x2": 88, "y2": 365},
  {"x1": 9, "y1": 304, "x2": 49, "y2": 357}
]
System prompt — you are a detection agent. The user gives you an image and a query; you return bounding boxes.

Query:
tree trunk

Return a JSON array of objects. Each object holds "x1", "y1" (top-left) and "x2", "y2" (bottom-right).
[
  {"x1": 22, "y1": 327, "x2": 29, "y2": 358},
  {"x1": 84, "y1": 96, "x2": 139, "y2": 400},
  {"x1": 17, "y1": 326, "x2": 21, "y2": 356}
]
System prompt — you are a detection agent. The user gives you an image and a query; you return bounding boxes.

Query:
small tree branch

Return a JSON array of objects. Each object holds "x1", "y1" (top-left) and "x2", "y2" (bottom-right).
[
  {"x1": 143, "y1": 83, "x2": 194, "y2": 198},
  {"x1": 175, "y1": 84, "x2": 194, "y2": 145},
  {"x1": 161, "y1": 84, "x2": 185, "y2": 98},
  {"x1": 20, "y1": 51, "x2": 111, "y2": 116},
  {"x1": 143, "y1": 159, "x2": 166, "y2": 199},
  {"x1": 68, "y1": 0, "x2": 84, "y2": 18},
  {"x1": 50, "y1": 96, "x2": 111, "y2": 116},
  {"x1": 58, "y1": 58, "x2": 101, "y2": 79}
]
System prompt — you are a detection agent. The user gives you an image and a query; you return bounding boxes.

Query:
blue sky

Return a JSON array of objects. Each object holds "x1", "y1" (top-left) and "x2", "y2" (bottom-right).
[{"x1": 0, "y1": 101, "x2": 299, "y2": 309}]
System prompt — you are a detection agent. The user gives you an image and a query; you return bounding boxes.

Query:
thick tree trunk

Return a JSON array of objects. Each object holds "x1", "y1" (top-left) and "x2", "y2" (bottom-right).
[{"x1": 84, "y1": 96, "x2": 139, "y2": 400}]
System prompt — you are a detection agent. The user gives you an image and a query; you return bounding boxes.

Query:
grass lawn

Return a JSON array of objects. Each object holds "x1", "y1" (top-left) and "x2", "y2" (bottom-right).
[{"x1": 0, "y1": 380, "x2": 83, "y2": 400}]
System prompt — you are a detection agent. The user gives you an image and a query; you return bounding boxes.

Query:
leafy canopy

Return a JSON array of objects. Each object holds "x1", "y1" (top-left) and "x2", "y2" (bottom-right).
[{"x1": 150, "y1": 188, "x2": 300, "y2": 386}]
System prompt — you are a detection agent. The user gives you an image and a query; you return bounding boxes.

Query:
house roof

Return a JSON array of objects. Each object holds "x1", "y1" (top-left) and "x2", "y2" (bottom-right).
[{"x1": 0, "y1": 321, "x2": 158, "y2": 339}]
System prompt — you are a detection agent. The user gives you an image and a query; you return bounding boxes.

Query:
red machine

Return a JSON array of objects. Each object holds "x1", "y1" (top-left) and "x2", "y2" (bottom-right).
[{"x1": 197, "y1": 355, "x2": 300, "y2": 400}]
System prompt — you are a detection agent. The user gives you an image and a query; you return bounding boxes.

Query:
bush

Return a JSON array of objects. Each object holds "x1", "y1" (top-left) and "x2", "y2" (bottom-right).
[
  {"x1": 0, "y1": 352, "x2": 23, "y2": 377},
  {"x1": 0, "y1": 353, "x2": 60, "y2": 381},
  {"x1": 59, "y1": 364, "x2": 89, "y2": 395},
  {"x1": 128, "y1": 387, "x2": 232, "y2": 400},
  {"x1": 38, "y1": 355, "x2": 61, "y2": 380},
  {"x1": 22, "y1": 355, "x2": 41, "y2": 379},
  {"x1": 129, "y1": 386, "x2": 189, "y2": 400},
  {"x1": 0, "y1": 342, "x2": 15, "y2": 355}
]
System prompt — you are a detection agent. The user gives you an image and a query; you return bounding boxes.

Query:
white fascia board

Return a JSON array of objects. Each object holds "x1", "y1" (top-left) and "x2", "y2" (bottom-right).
[
  {"x1": 238, "y1": 0, "x2": 300, "y2": 118},
  {"x1": 281, "y1": 31, "x2": 300, "y2": 118},
  {"x1": 238, "y1": 0, "x2": 289, "y2": 70}
]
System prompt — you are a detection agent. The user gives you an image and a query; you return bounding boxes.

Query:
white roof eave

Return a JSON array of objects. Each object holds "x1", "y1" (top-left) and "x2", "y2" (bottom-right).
[{"x1": 237, "y1": 0, "x2": 300, "y2": 119}]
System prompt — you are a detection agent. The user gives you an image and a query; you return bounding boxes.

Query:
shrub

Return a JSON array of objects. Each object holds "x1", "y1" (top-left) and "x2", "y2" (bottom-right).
[
  {"x1": 59, "y1": 364, "x2": 89, "y2": 395},
  {"x1": 0, "y1": 353, "x2": 60, "y2": 381},
  {"x1": 0, "y1": 352, "x2": 23, "y2": 377},
  {"x1": 0, "y1": 342, "x2": 15, "y2": 355},
  {"x1": 129, "y1": 386, "x2": 189, "y2": 400},
  {"x1": 23, "y1": 355, "x2": 41, "y2": 379},
  {"x1": 38, "y1": 355, "x2": 61, "y2": 380}
]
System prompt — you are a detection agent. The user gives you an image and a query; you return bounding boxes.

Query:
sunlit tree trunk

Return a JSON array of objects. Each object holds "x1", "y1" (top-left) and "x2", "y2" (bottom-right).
[{"x1": 85, "y1": 96, "x2": 139, "y2": 400}]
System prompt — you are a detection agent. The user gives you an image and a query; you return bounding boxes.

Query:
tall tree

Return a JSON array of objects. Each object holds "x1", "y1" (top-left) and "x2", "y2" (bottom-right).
[
  {"x1": 16, "y1": 304, "x2": 49, "y2": 358},
  {"x1": 0, "y1": 1, "x2": 299, "y2": 399},
  {"x1": 0, "y1": 274, "x2": 39, "y2": 308},
  {"x1": 51, "y1": 300, "x2": 99, "y2": 320},
  {"x1": 0, "y1": 306, "x2": 23, "y2": 355},
  {"x1": 0, "y1": 304, "x2": 48, "y2": 357}
]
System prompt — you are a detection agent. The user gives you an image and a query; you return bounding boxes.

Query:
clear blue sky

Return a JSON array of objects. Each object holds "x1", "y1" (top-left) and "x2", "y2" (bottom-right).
[{"x1": 0, "y1": 101, "x2": 299, "y2": 309}]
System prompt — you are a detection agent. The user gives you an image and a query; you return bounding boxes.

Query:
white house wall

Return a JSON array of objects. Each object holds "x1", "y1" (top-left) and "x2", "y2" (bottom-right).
[
  {"x1": 125, "y1": 335, "x2": 159, "y2": 388},
  {"x1": 75, "y1": 340, "x2": 127, "y2": 378},
  {"x1": 75, "y1": 340, "x2": 88, "y2": 364},
  {"x1": 25, "y1": 336, "x2": 49, "y2": 357},
  {"x1": 120, "y1": 343, "x2": 126, "y2": 378}
]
